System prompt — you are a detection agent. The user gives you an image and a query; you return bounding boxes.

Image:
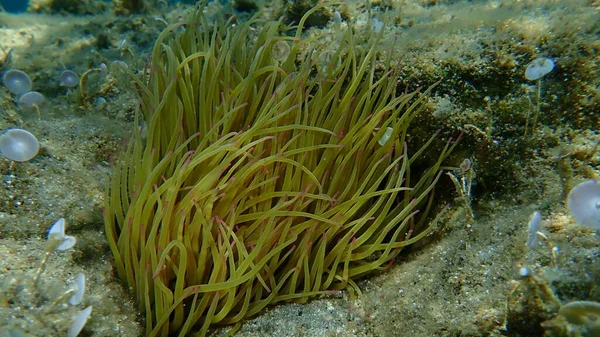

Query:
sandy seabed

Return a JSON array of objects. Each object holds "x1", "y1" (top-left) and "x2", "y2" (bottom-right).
[{"x1": 0, "y1": 0, "x2": 599, "y2": 336}]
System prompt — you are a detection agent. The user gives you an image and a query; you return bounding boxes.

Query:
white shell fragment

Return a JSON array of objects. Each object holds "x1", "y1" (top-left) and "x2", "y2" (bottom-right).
[
  {"x1": 378, "y1": 127, "x2": 394, "y2": 146},
  {"x1": 67, "y1": 306, "x2": 92, "y2": 337},
  {"x1": 69, "y1": 273, "x2": 86, "y2": 306},
  {"x1": 48, "y1": 218, "x2": 77, "y2": 250},
  {"x1": 526, "y1": 211, "x2": 542, "y2": 248},
  {"x1": 0, "y1": 128, "x2": 40, "y2": 162},
  {"x1": 525, "y1": 57, "x2": 555, "y2": 81},
  {"x1": 567, "y1": 180, "x2": 600, "y2": 229}
]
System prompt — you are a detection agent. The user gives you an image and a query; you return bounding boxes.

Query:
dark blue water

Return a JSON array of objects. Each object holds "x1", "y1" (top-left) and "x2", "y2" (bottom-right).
[
  {"x1": 1, "y1": 0, "x2": 29, "y2": 13},
  {"x1": 0, "y1": 0, "x2": 202, "y2": 13}
]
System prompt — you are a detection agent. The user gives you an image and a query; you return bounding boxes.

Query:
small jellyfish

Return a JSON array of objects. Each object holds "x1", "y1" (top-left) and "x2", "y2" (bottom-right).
[
  {"x1": 567, "y1": 180, "x2": 600, "y2": 229},
  {"x1": 68, "y1": 273, "x2": 86, "y2": 306},
  {"x1": 98, "y1": 62, "x2": 108, "y2": 75},
  {"x1": 525, "y1": 57, "x2": 554, "y2": 81},
  {"x1": 271, "y1": 41, "x2": 291, "y2": 62},
  {"x1": 333, "y1": 10, "x2": 343, "y2": 29},
  {"x1": 18, "y1": 91, "x2": 45, "y2": 108},
  {"x1": 47, "y1": 218, "x2": 77, "y2": 251},
  {"x1": 558, "y1": 301, "x2": 600, "y2": 336},
  {"x1": 378, "y1": 127, "x2": 394, "y2": 146},
  {"x1": 67, "y1": 306, "x2": 93, "y2": 337},
  {"x1": 0, "y1": 128, "x2": 40, "y2": 162},
  {"x1": 95, "y1": 97, "x2": 107, "y2": 109},
  {"x1": 2, "y1": 69, "x2": 32, "y2": 95},
  {"x1": 525, "y1": 211, "x2": 542, "y2": 249},
  {"x1": 371, "y1": 18, "x2": 384, "y2": 33},
  {"x1": 60, "y1": 70, "x2": 79, "y2": 87}
]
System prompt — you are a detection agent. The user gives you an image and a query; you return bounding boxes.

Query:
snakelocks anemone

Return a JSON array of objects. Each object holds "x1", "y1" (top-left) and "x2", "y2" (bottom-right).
[{"x1": 104, "y1": 3, "x2": 457, "y2": 336}]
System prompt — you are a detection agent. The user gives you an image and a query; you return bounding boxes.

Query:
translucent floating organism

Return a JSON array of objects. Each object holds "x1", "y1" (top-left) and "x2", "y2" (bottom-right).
[
  {"x1": 525, "y1": 57, "x2": 555, "y2": 81},
  {"x1": 333, "y1": 10, "x2": 343, "y2": 29},
  {"x1": 2, "y1": 328, "x2": 28, "y2": 337},
  {"x1": 67, "y1": 306, "x2": 92, "y2": 337},
  {"x1": 371, "y1": 18, "x2": 384, "y2": 33},
  {"x1": 18, "y1": 91, "x2": 45, "y2": 108},
  {"x1": 526, "y1": 211, "x2": 542, "y2": 248},
  {"x1": 567, "y1": 180, "x2": 600, "y2": 229},
  {"x1": 2, "y1": 69, "x2": 32, "y2": 95},
  {"x1": 69, "y1": 273, "x2": 86, "y2": 306},
  {"x1": 48, "y1": 218, "x2": 77, "y2": 251},
  {"x1": 60, "y1": 70, "x2": 79, "y2": 87},
  {"x1": 519, "y1": 266, "x2": 530, "y2": 278},
  {"x1": 558, "y1": 301, "x2": 600, "y2": 336},
  {"x1": 378, "y1": 127, "x2": 394, "y2": 146},
  {"x1": 95, "y1": 97, "x2": 107, "y2": 109},
  {"x1": 0, "y1": 128, "x2": 40, "y2": 162},
  {"x1": 98, "y1": 62, "x2": 108, "y2": 75},
  {"x1": 271, "y1": 41, "x2": 290, "y2": 62}
]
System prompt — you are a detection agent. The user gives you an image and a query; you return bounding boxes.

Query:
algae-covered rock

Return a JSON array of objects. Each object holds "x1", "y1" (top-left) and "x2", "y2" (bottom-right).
[
  {"x1": 283, "y1": 0, "x2": 331, "y2": 28},
  {"x1": 113, "y1": 0, "x2": 146, "y2": 15}
]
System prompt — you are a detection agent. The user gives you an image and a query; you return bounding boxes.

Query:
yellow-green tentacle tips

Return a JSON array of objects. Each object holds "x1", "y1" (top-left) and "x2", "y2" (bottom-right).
[{"x1": 104, "y1": 3, "x2": 453, "y2": 337}]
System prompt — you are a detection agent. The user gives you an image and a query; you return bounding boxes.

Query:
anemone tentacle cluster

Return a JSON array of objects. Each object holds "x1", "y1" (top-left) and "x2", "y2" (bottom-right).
[{"x1": 104, "y1": 4, "x2": 454, "y2": 336}]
